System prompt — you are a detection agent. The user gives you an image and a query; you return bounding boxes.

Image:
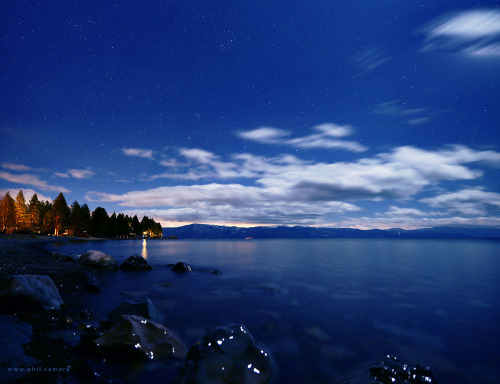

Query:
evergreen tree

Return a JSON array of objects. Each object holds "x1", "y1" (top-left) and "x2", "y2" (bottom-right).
[
  {"x1": 91, "y1": 206, "x2": 109, "y2": 237},
  {"x1": 52, "y1": 192, "x2": 70, "y2": 235},
  {"x1": 39, "y1": 200, "x2": 53, "y2": 234},
  {"x1": 15, "y1": 190, "x2": 29, "y2": 230},
  {"x1": 28, "y1": 194, "x2": 41, "y2": 232},
  {"x1": 80, "y1": 204, "x2": 91, "y2": 235},
  {"x1": 131, "y1": 215, "x2": 141, "y2": 237},
  {"x1": 0, "y1": 192, "x2": 16, "y2": 233},
  {"x1": 116, "y1": 213, "x2": 130, "y2": 238},
  {"x1": 107, "y1": 212, "x2": 118, "y2": 238},
  {"x1": 69, "y1": 201, "x2": 82, "y2": 236}
]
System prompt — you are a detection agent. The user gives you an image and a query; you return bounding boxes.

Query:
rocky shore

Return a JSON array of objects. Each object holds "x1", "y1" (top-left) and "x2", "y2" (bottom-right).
[{"x1": 0, "y1": 235, "x2": 440, "y2": 384}]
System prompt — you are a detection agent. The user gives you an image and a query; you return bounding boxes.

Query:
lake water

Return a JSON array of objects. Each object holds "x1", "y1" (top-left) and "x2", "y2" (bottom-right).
[{"x1": 46, "y1": 238, "x2": 500, "y2": 383}]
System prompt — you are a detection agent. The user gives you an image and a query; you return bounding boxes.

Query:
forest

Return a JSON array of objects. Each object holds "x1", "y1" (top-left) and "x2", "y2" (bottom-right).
[{"x1": 0, "y1": 190, "x2": 163, "y2": 238}]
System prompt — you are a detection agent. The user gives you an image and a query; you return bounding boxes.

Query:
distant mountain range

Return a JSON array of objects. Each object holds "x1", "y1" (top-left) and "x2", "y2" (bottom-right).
[{"x1": 163, "y1": 224, "x2": 500, "y2": 240}]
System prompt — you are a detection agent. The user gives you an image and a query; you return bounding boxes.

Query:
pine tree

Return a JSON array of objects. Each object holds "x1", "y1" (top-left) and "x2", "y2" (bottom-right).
[
  {"x1": 0, "y1": 192, "x2": 16, "y2": 233},
  {"x1": 28, "y1": 193, "x2": 41, "y2": 232},
  {"x1": 52, "y1": 192, "x2": 70, "y2": 236},
  {"x1": 39, "y1": 201, "x2": 53, "y2": 234},
  {"x1": 69, "y1": 201, "x2": 82, "y2": 236},
  {"x1": 91, "y1": 207, "x2": 109, "y2": 237},
  {"x1": 15, "y1": 190, "x2": 29, "y2": 230},
  {"x1": 80, "y1": 204, "x2": 91, "y2": 235}
]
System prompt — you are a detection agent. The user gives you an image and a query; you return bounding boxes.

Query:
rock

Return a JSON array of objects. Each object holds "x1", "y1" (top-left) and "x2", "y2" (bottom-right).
[
  {"x1": 172, "y1": 262, "x2": 192, "y2": 273},
  {"x1": 108, "y1": 298, "x2": 165, "y2": 324},
  {"x1": 0, "y1": 275, "x2": 64, "y2": 311},
  {"x1": 51, "y1": 252, "x2": 76, "y2": 262},
  {"x1": 335, "y1": 355, "x2": 440, "y2": 384},
  {"x1": 82, "y1": 272, "x2": 101, "y2": 293},
  {"x1": 179, "y1": 324, "x2": 273, "y2": 384},
  {"x1": 120, "y1": 254, "x2": 152, "y2": 271},
  {"x1": 0, "y1": 315, "x2": 39, "y2": 379},
  {"x1": 93, "y1": 314, "x2": 186, "y2": 361},
  {"x1": 77, "y1": 250, "x2": 119, "y2": 271}
]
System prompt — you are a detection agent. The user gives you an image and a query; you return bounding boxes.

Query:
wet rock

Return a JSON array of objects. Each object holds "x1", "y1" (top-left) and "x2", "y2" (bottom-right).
[
  {"x1": 0, "y1": 315, "x2": 40, "y2": 379},
  {"x1": 108, "y1": 298, "x2": 165, "y2": 324},
  {"x1": 179, "y1": 324, "x2": 273, "y2": 384},
  {"x1": 51, "y1": 252, "x2": 76, "y2": 262},
  {"x1": 0, "y1": 274, "x2": 64, "y2": 311},
  {"x1": 335, "y1": 355, "x2": 439, "y2": 384},
  {"x1": 120, "y1": 254, "x2": 152, "y2": 271},
  {"x1": 82, "y1": 272, "x2": 101, "y2": 293},
  {"x1": 172, "y1": 262, "x2": 193, "y2": 273},
  {"x1": 77, "y1": 250, "x2": 119, "y2": 271},
  {"x1": 93, "y1": 314, "x2": 187, "y2": 361}
]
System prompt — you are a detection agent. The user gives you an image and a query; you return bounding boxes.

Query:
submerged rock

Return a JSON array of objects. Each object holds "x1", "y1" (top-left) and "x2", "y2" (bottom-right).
[
  {"x1": 120, "y1": 254, "x2": 152, "y2": 271},
  {"x1": 172, "y1": 262, "x2": 193, "y2": 273},
  {"x1": 179, "y1": 323, "x2": 273, "y2": 384},
  {"x1": 335, "y1": 355, "x2": 439, "y2": 384},
  {"x1": 108, "y1": 298, "x2": 164, "y2": 324},
  {"x1": 93, "y1": 314, "x2": 187, "y2": 361},
  {"x1": 82, "y1": 272, "x2": 101, "y2": 293},
  {"x1": 0, "y1": 315, "x2": 39, "y2": 379},
  {"x1": 0, "y1": 274, "x2": 64, "y2": 311},
  {"x1": 78, "y1": 250, "x2": 119, "y2": 271}
]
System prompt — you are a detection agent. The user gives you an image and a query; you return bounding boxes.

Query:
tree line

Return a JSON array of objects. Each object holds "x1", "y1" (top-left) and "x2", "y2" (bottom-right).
[{"x1": 0, "y1": 190, "x2": 163, "y2": 238}]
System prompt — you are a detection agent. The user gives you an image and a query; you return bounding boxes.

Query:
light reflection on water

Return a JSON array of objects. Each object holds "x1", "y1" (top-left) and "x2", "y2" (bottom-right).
[
  {"x1": 46, "y1": 238, "x2": 500, "y2": 384},
  {"x1": 142, "y1": 239, "x2": 148, "y2": 260}
]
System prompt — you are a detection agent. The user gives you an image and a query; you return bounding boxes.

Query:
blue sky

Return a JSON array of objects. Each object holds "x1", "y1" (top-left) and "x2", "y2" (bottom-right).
[{"x1": 1, "y1": 1, "x2": 500, "y2": 229}]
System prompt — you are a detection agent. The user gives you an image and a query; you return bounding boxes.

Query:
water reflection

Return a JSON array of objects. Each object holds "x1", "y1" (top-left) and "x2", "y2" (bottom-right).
[{"x1": 142, "y1": 239, "x2": 148, "y2": 260}]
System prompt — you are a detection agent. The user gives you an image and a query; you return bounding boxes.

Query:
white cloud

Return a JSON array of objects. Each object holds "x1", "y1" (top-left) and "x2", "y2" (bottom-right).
[
  {"x1": 0, "y1": 171, "x2": 70, "y2": 192},
  {"x1": 87, "y1": 144, "x2": 500, "y2": 227},
  {"x1": 422, "y1": 9, "x2": 500, "y2": 56},
  {"x1": 122, "y1": 148, "x2": 155, "y2": 159},
  {"x1": 238, "y1": 127, "x2": 289, "y2": 143},
  {"x1": 68, "y1": 169, "x2": 94, "y2": 179},
  {"x1": 1, "y1": 163, "x2": 32, "y2": 171},
  {"x1": 420, "y1": 188, "x2": 500, "y2": 216},
  {"x1": 239, "y1": 123, "x2": 367, "y2": 152}
]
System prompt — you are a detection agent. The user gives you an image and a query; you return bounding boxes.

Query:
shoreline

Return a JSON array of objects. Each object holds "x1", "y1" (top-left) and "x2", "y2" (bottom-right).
[{"x1": 0, "y1": 234, "x2": 93, "y2": 382}]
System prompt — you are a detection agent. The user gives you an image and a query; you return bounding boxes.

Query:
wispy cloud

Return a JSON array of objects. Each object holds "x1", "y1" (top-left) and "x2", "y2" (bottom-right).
[
  {"x1": 1, "y1": 163, "x2": 32, "y2": 171},
  {"x1": 54, "y1": 172, "x2": 70, "y2": 178},
  {"x1": 122, "y1": 148, "x2": 155, "y2": 159},
  {"x1": 374, "y1": 100, "x2": 431, "y2": 125},
  {"x1": 421, "y1": 9, "x2": 500, "y2": 56},
  {"x1": 0, "y1": 171, "x2": 70, "y2": 192},
  {"x1": 54, "y1": 169, "x2": 94, "y2": 179},
  {"x1": 353, "y1": 47, "x2": 392, "y2": 77},
  {"x1": 239, "y1": 123, "x2": 367, "y2": 152},
  {"x1": 420, "y1": 188, "x2": 500, "y2": 216}
]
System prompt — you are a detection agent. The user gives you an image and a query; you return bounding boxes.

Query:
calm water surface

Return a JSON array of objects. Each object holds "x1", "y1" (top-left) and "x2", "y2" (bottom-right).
[{"x1": 47, "y1": 238, "x2": 500, "y2": 383}]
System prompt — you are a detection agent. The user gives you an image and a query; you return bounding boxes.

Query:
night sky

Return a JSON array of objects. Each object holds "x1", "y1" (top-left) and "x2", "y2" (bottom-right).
[{"x1": 1, "y1": 1, "x2": 500, "y2": 229}]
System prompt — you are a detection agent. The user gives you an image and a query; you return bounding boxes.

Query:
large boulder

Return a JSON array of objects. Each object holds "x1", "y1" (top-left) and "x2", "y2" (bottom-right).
[
  {"x1": 93, "y1": 315, "x2": 186, "y2": 361},
  {"x1": 119, "y1": 254, "x2": 152, "y2": 271},
  {"x1": 0, "y1": 275, "x2": 64, "y2": 311},
  {"x1": 107, "y1": 298, "x2": 164, "y2": 324},
  {"x1": 334, "y1": 355, "x2": 439, "y2": 384},
  {"x1": 78, "y1": 250, "x2": 119, "y2": 271},
  {"x1": 178, "y1": 324, "x2": 273, "y2": 384}
]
